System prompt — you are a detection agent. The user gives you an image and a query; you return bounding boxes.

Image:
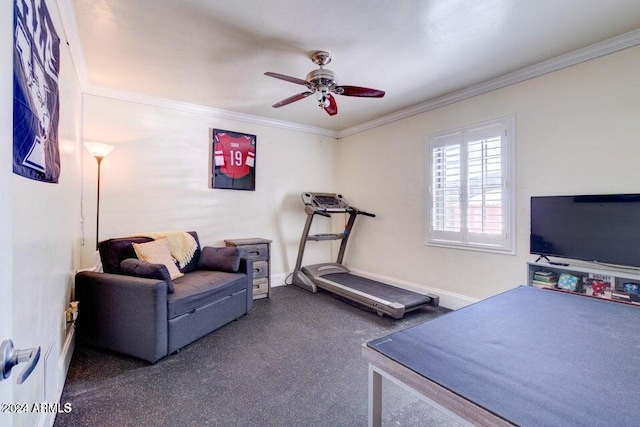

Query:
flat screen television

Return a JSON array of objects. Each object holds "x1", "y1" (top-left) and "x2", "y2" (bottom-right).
[{"x1": 530, "y1": 194, "x2": 640, "y2": 268}]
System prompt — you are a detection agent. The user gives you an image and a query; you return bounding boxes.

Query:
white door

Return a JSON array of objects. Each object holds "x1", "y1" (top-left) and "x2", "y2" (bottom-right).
[
  {"x1": 1, "y1": 1, "x2": 15, "y2": 424},
  {"x1": 0, "y1": 246, "x2": 13, "y2": 425}
]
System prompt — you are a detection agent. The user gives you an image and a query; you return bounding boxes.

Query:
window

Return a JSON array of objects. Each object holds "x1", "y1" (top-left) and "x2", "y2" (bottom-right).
[{"x1": 426, "y1": 115, "x2": 515, "y2": 253}]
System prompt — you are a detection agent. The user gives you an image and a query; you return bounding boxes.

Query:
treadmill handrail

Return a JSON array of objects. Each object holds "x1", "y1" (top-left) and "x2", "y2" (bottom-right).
[
  {"x1": 308, "y1": 206, "x2": 358, "y2": 215},
  {"x1": 304, "y1": 206, "x2": 332, "y2": 217},
  {"x1": 308, "y1": 233, "x2": 345, "y2": 241},
  {"x1": 356, "y1": 210, "x2": 376, "y2": 218}
]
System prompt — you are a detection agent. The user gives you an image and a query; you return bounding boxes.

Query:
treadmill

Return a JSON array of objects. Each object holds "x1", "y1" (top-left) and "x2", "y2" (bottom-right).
[{"x1": 292, "y1": 192, "x2": 439, "y2": 319}]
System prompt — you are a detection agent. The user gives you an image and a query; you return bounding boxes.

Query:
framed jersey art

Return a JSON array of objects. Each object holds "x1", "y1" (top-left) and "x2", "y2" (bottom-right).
[{"x1": 210, "y1": 128, "x2": 256, "y2": 191}]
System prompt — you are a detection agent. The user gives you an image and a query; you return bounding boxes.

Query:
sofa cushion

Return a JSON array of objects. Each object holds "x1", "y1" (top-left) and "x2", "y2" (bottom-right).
[
  {"x1": 167, "y1": 270, "x2": 247, "y2": 319},
  {"x1": 132, "y1": 238, "x2": 184, "y2": 280},
  {"x1": 100, "y1": 236, "x2": 153, "y2": 274},
  {"x1": 120, "y1": 258, "x2": 175, "y2": 293},
  {"x1": 197, "y1": 247, "x2": 241, "y2": 273},
  {"x1": 99, "y1": 231, "x2": 201, "y2": 275}
]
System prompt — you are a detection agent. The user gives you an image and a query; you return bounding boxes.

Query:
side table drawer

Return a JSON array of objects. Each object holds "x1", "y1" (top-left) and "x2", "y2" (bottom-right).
[
  {"x1": 253, "y1": 278, "x2": 269, "y2": 298},
  {"x1": 241, "y1": 244, "x2": 268, "y2": 261},
  {"x1": 253, "y1": 261, "x2": 268, "y2": 278}
]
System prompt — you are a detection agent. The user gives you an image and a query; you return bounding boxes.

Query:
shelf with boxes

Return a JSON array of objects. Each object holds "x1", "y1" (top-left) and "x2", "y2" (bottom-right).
[
  {"x1": 527, "y1": 261, "x2": 640, "y2": 304},
  {"x1": 225, "y1": 238, "x2": 272, "y2": 300}
]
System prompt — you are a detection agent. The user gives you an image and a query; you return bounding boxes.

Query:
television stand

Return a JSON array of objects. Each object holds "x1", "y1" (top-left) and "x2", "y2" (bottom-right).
[{"x1": 527, "y1": 261, "x2": 640, "y2": 304}]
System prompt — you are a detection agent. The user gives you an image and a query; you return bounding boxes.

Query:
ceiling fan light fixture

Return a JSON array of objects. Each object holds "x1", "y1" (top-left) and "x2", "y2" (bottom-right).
[{"x1": 316, "y1": 90, "x2": 330, "y2": 108}]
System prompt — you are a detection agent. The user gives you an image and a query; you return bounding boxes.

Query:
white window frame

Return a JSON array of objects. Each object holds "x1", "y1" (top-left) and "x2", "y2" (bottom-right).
[{"x1": 425, "y1": 115, "x2": 516, "y2": 254}]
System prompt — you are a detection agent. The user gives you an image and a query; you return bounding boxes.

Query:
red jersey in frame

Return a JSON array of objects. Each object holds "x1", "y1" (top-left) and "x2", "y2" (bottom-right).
[{"x1": 210, "y1": 129, "x2": 256, "y2": 191}]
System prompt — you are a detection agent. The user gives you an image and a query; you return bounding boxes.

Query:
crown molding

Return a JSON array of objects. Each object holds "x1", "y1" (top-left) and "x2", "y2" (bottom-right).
[
  {"x1": 337, "y1": 28, "x2": 640, "y2": 138},
  {"x1": 84, "y1": 86, "x2": 339, "y2": 137},
  {"x1": 56, "y1": 0, "x2": 89, "y2": 89}
]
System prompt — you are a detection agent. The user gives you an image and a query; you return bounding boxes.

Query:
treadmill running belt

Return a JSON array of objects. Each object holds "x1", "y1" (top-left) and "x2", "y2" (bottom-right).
[{"x1": 322, "y1": 273, "x2": 431, "y2": 309}]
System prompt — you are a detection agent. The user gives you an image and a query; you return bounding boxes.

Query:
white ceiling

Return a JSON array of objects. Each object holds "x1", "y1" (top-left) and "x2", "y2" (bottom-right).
[{"x1": 69, "y1": 0, "x2": 640, "y2": 133}]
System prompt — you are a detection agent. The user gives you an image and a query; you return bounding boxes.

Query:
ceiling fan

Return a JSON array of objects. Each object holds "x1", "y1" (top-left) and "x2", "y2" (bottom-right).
[{"x1": 264, "y1": 50, "x2": 385, "y2": 116}]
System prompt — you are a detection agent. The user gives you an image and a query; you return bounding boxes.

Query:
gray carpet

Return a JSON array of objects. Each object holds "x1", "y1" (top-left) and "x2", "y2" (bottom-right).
[{"x1": 55, "y1": 285, "x2": 462, "y2": 427}]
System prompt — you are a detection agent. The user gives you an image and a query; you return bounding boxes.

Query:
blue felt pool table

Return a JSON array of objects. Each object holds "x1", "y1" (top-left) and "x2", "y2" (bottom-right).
[{"x1": 364, "y1": 286, "x2": 640, "y2": 426}]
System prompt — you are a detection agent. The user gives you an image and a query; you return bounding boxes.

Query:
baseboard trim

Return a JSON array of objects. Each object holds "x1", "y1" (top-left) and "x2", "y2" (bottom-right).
[
  {"x1": 38, "y1": 324, "x2": 76, "y2": 427},
  {"x1": 348, "y1": 268, "x2": 478, "y2": 310},
  {"x1": 59, "y1": 324, "x2": 76, "y2": 392}
]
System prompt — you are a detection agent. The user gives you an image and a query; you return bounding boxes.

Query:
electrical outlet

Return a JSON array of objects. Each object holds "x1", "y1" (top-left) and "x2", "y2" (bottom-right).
[{"x1": 65, "y1": 301, "x2": 79, "y2": 325}]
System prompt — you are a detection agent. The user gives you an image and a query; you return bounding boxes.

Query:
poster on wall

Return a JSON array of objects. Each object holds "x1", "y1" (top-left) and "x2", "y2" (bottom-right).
[
  {"x1": 209, "y1": 128, "x2": 256, "y2": 191},
  {"x1": 13, "y1": 0, "x2": 61, "y2": 183}
]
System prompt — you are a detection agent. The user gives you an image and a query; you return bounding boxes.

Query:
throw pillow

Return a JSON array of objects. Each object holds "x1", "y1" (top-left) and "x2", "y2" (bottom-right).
[
  {"x1": 120, "y1": 258, "x2": 175, "y2": 293},
  {"x1": 197, "y1": 247, "x2": 241, "y2": 273},
  {"x1": 132, "y1": 238, "x2": 184, "y2": 280}
]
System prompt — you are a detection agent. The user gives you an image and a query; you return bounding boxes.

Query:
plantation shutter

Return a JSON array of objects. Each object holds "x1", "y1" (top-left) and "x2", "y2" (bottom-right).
[
  {"x1": 427, "y1": 117, "x2": 513, "y2": 252},
  {"x1": 430, "y1": 133, "x2": 462, "y2": 243},
  {"x1": 465, "y1": 123, "x2": 506, "y2": 247}
]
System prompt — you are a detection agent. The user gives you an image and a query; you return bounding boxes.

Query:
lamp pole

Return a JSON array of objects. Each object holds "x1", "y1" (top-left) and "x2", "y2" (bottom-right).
[
  {"x1": 84, "y1": 141, "x2": 114, "y2": 252},
  {"x1": 95, "y1": 155, "x2": 104, "y2": 251}
]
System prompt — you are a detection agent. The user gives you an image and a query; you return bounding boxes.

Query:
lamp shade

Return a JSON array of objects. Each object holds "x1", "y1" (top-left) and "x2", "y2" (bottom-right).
[{"x1": 84, "y1": 141, "x2": 115, "y2": 159}]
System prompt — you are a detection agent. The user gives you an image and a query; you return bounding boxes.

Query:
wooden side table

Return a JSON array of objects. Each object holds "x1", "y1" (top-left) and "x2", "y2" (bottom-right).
[{"x1": 224, "y1": 238, "x2": 272, "y2": 300}]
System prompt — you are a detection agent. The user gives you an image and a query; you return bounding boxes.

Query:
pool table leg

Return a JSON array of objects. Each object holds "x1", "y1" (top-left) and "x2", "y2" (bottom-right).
[{"x1": 368, "y1": 363, "x2": 382, "y2": 427}]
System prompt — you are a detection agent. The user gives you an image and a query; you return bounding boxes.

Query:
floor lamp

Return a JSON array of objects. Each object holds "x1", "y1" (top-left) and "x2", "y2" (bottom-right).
[{"x1": 84, "y1": 142, "x2": 115, "y2": 250}]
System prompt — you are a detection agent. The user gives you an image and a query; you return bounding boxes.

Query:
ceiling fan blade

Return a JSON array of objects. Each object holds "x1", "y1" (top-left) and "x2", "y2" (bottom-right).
[
  {"x1": 264, "y1": 72, "x2": 309, "y2": 86},
  {"x1": 335, "y1": 85, "x2": 385, "y2": 98},
  {"x1": 272, "y1": 91, "x2": 313, "y2": 108},
  {"x1": 324, "y1": 94, "x2": 338, "y2": 116}
]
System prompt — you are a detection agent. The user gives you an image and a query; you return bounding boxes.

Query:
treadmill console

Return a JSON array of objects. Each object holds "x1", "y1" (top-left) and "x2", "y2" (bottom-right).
[{"x1": 301, "y1": 192, "x2": 350, "y2": 212}]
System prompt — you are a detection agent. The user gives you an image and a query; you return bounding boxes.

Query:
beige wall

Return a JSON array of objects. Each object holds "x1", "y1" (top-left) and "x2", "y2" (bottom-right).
[
  {"x1": 338, "y1": 45, "x2": 640, "y2": 307},
  {"x1": 80, "y1": 95, "x2": 340, "y2": 282}
]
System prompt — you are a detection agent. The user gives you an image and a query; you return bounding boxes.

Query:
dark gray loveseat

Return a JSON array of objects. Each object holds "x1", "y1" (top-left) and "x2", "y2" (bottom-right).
[{"x1": 75, "y1": 231, "x2": 253, "y2": 363}]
